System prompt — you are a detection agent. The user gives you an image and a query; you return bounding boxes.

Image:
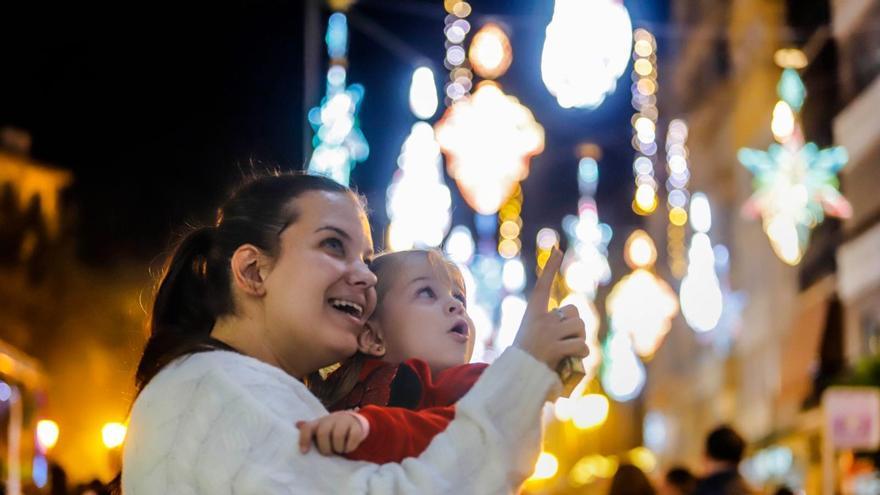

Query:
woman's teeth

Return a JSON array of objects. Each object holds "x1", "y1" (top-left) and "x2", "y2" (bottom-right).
[{"x1": 329, "y1": 298, "x2": 364, "y2": 318}]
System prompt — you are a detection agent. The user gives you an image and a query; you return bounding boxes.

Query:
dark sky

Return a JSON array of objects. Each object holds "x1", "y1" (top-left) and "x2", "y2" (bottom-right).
[{"x1": 1, "y1": 0, "x2": 669, "y2": 268}]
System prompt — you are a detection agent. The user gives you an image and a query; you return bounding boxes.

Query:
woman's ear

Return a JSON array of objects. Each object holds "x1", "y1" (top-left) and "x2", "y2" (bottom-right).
[
  {"x1": 230, "y1": 244, "x2": 269, "y2": 297},
  {"x1": 357, "y1": 322, "x2": 386, "y2": 357}
]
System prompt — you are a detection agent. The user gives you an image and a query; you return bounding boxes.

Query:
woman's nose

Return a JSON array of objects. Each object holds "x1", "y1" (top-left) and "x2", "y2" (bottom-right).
[{"x1": 349, "y1": 261, "x2": 378, "y2": 288}]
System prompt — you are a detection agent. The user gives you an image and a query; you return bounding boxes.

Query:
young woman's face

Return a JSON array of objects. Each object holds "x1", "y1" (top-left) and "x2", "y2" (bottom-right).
[
  {"x1": 374, "y1": 255, "x2": 475, "y2": 374},
  {"x1": 261, "y1": 190, "x2": 377, "y2": 377}
]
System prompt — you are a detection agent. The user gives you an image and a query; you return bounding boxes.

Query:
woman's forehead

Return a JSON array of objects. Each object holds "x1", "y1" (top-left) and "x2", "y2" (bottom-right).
[{"x1": 294, "y1": 191, "x2": 372, "y2": 244}]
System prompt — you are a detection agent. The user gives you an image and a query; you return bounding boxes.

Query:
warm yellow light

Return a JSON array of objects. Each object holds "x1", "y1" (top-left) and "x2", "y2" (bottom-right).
[
  {"x1": 634, "y1": 184, "x2": 658, "y2": 214},
  {"x1": 499, "y1": 220, "x2": 521, "y2": 239},
  {"x1": 530, "y1": 452, "x2": 559, "y2": 481},
  {"x1": 572, "y1": 394, "x2": 610, "y2": 429},
  {"x1": 444, "y1": 0, "x2": 460, "y2": 14},
  {"x1": 636, "y1": 78, "x2": 657, "y2": 96},
  {"x1": 669, "y1": 207, "x2": 688, "y2": 226},
  {"x1": 771, "y1": 100, "x2": 795, "y2": 143},
  {"x1": 625, "y1": 230, "x2": 657, "y2": 269},
  {"x1": 469, "y1": 23, "x2": 513, "y2": 79},
  {"x1": 452, "y1": 1, "x2": 471, "y2": 17},
  {"x1": 498, "y1": 238, "x2": 521, "y2": 259},
  {"x1": 102, "y1": 422, "x2": 127, "y2": 449},
  {"x1": 774, "y1": 48, "x2": 808, "y2": 69},
  {"x1": 629, "y1": 447, "x2": 658, "y2": 473},
  {"x1": 634, "y1": 58, "x2": 653, "y2": 76},
  {"x1": 571, "y1": 454, "x2": 619, "y2": 485},
  {"x1": 36, "y1": 420, "x2": 59, "y2": 452},
  {"x1": 634, "y1": 39, "x2": 654, "y2": 57}
]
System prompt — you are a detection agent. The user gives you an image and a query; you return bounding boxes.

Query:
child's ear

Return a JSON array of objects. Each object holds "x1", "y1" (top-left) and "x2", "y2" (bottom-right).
[{"x1": 357, "y1": 322, "x2": 386, "y2": 357}]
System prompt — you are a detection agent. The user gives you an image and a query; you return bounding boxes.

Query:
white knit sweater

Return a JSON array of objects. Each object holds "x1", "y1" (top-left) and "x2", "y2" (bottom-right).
[{"x1": 122, "y1": 347, "x2": 559, "y2": 494}]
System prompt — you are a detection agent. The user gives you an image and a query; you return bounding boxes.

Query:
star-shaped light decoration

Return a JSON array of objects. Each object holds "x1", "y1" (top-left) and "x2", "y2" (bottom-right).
[
  {"x1": 738, "y1": 68, "x2": 851, "y2": 265},
  {"x1": 434, "y1": 80, "x2": 544, "y2": 215}
]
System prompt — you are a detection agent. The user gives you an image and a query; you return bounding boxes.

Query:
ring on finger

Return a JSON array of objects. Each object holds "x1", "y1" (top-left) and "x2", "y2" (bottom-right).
[{"x1": 554, "y1": 308, "x2": 566, "y2": 322}]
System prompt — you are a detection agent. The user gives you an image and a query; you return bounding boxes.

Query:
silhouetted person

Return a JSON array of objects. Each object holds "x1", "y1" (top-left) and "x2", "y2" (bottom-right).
[
  {"x1": 609, "y1": 463, "x2": 656, "y2": 495},
  {"x1": 661, "y1": 466, "x2": 696, "y2": 495},
  {"x1": 49, "y1": 462, "x2": 68, "y2": 495},
  {"x1": 694, "y1": 425, "x2": 754, "y2": 495}
]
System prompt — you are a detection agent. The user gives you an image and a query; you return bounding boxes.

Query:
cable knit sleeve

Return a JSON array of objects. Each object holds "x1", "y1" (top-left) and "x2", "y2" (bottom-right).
[{"x1": 122, "y1": 347, "x2": 559, "y2": 495}]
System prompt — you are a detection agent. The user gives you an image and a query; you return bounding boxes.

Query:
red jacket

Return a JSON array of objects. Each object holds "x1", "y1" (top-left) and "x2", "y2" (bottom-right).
[{"x1": 328, "y1": 359, "x2": 487, "y2": 464}]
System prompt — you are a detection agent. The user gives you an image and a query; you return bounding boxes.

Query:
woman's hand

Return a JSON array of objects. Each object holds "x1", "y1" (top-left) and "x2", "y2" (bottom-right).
[
  {"x1": 296, "y1": 411, "x2": 369, "y2": 456},
  {"x1": 513, "y1": 249, "x2": 589, "y2": 370}
]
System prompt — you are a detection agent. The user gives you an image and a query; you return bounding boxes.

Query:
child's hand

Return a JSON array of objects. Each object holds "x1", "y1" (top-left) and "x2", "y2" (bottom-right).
[{"x1": 296, "y1": 411, "x2": 369, "y2": 456}]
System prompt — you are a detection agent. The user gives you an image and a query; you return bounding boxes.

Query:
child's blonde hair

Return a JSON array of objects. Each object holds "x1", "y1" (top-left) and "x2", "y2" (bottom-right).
[{"x1": 309, "y1": 249, "x2": 463, "y2": 406}]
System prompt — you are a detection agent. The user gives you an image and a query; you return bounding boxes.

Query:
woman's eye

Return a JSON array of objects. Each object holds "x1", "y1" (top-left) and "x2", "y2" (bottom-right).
[
  {"x1": 417, "y1": 287, "x2": 436, "y2": 298},
  {"x1": 454, "y1": 293, "x2": 467, "y2": 306},
  {"x1": 322, "y1": 237, "x2": 345, "y2": 254}
]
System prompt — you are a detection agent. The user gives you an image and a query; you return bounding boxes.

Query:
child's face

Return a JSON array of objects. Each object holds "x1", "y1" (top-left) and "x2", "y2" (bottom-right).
[{"x1": 372, "y1": 255, "x2": 475, "y2": 374}]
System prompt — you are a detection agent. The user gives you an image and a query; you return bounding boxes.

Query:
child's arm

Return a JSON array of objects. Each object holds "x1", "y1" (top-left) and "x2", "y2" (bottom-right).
[
  {"x1": 346, "y1": 405, "x2": 456, "y2": 463},
  {"x1": 297, "y1": 406, "x2": 457, "y2": 464}
]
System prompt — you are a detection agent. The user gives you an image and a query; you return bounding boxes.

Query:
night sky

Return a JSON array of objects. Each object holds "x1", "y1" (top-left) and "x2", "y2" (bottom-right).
[{"x1": 1, "y1": 0, "x2": 669, "y2": 271}]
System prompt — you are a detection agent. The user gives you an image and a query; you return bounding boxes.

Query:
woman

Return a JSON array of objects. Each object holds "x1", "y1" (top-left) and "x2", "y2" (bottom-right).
[
  {"x1": 122, "y1": 172, "x2": 588, "y2": 494},
  {"x1": 609, "y1": 464, "x2": 657, "y2": 495}
]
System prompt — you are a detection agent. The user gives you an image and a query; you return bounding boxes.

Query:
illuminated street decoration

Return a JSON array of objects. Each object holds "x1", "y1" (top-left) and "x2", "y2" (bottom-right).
[
  {"x1": 541, "y1": 0, "x2": 632, "y2": 109},
  {"x1": 409, "y1": 66, "x2": 439, "y2": 120},
  {"x1": 435, "y1": 81, "x2": 544, "y2": 215},
  {"x1": 559, "y1": 149, "x2": 610, "y2": 381},
  {"x1": 385, "y1": 123, "x2": 452, "y2": 251},
  {"x1": 601, "y1": 329, "x2": 646, "y2": 402},
  {"x1": 606, "y1": 230, "x2": 678, "y2": 358},
  {"x1": 738, "y1": 68, "x2": 851, "y2": 265},
  {"x1": 386, "y1": 65, "x2": 451, "y2": 251},
  {"x1": 443, "y1": 0, "x2": 474, "y2": 103},
  {"x1": 498, "y1": 184, "x2": 524, "y2": 260},
  {"x1": 630, "y1": 29, "x2": 659, "y2": 215},
  {"x1": 679, "y1": 193, "x2": 723, "y2": 333},
  {"x1": 665, "y1": 119, "x2": 691, "y2": 278},
  {"x1": 469, "y1": 23, "x2": 512, "y2": 80},
  {"x1": 307, "y1": 12, "x2": 369, "y2": 186}
]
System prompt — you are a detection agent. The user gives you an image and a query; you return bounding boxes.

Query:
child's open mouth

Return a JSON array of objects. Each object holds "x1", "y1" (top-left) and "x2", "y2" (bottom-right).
[{"x1": 448, "y1": 320, "x2": 469, "y2": 343}]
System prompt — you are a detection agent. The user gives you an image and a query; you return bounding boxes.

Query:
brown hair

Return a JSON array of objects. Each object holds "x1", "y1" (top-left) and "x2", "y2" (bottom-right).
[
  {"x1": 309, "y1": 249, "x2": 463, "y2": 406},
  {"x1": 136, "y1": 172, "x2": 359, "y2": 394}
]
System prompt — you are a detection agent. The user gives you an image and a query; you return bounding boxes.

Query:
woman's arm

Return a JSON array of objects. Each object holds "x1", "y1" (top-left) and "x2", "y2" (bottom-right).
[{"x1": 123, "y1": 347, "x2": 558, "y2": 495}]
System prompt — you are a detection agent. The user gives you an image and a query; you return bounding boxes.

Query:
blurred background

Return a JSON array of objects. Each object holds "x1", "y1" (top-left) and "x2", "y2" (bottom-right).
[{"x1": 1, "y1": 0, "x2": 879, "y2": 493}]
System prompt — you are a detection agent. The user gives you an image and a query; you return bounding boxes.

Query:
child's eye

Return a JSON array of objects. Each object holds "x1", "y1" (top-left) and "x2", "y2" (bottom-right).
[
  {"x1": 454, "y1": 293, "x2": 467, "y2": 306},
  {"x1": 321, "y1": 237, "x2": 345, "y2": 255},
  {"x1": 417, "y1": 287, "x2": 436, "y2": 299}
]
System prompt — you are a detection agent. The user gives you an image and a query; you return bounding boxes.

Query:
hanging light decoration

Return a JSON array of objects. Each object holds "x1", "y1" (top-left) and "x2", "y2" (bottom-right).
[
  {"x1": 385, "y1": 123, "x2": 452, "y2": 251},
  {"x1": 387, "y1": 66, "x2": 451, "y2": 251},
  {"x1": 443, "y1": 0, "x2": 474, "y2": 103},
  {"x1": 435, "y1": 81, "x2": 544, "y2": 215},
  {"x1": 307, "y1": 12, "x2": 369, "y2": 186},
  {"x1": 665, "y1": 119, "x2": 691, "y2": 278},
  {"x1": 606, "y1": 230, "x2": 678, "y2": 358},
  {"x1": 559, "y1": 148, "x2": 611, "y2": 382},
  {"x1": 601, "y1": 329, "x2": 646, "y2": 402},
  {"x1": 679, "y1": 192, "x2": 723, "y2": 332},
  {"x1": 409, "y1": 66, "x2": 439, "y2": 120},
  {"x1": 630, "y1": 29, "x2": 659, "y2": 215},
  {"x1": 738, "y1": 67, "x2": 851, "y2": 265},
  {"x1": 541, "y1": 0, "x2": 632, "y2": 109},
  {"x1": 469, "y1": 23, "x2": 513, "y2": 80}
]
